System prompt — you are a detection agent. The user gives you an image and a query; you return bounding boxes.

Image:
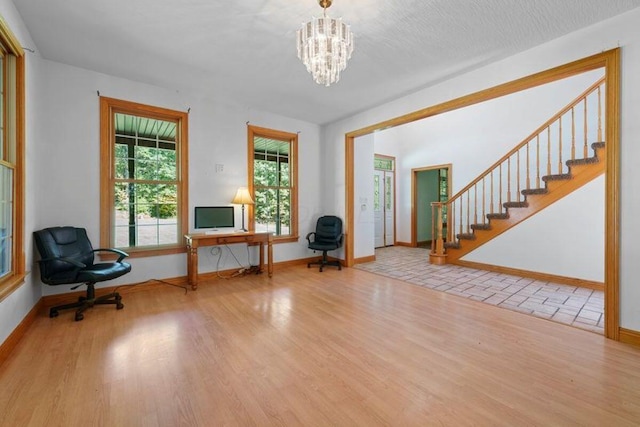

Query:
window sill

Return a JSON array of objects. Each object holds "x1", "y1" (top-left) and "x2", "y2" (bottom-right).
[
  {"x1": 98, "y1": 245, "x2": 187, "y2": 260},
  {"x1": 272, "y1": 236, "x2": 299, "y2": 244},
  {"x1": 0, "y1": 273, "x2": 27, "y2": 303}
]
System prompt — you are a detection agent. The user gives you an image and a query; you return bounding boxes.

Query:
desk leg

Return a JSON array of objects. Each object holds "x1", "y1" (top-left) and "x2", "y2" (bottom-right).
[
  {"x1": 187, "y1": 244, "x2": 199, "y2": 290},
  {"x1": 258, "y1": 242, "x2": 264, "y2": 274},
  {"x1": 267, "y1": 239, "x2": 273, "y2": 277}
]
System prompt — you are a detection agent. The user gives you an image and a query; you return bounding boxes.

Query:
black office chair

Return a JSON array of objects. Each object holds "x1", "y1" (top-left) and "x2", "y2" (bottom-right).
[
  {"x1": 34, "y1": 226, "x2": 131, "y2": 321},
  {"x1": 306, "y1": 216, "x2": 344, "y2": 272}
]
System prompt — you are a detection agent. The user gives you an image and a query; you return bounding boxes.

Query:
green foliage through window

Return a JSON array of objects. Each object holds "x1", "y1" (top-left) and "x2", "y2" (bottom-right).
[{"x1": 113, "y1": 113, "x2": 179, "y2": 247}]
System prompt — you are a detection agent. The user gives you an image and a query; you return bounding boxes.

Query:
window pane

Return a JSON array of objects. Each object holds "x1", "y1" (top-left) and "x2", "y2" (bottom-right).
[
  {"x1": 279, "y1": 163, "x2": 290, "y2": 186},
  {"x1": 0, "y1": 165, "x2": 12, "y2": 278},
  {"x1": 112, "y1": 180, "x2": 178, "y2": 248},
  {"x1": 157, "y1": 149, "x2": 177, "y2": 180},
  {"x1": 276, "y1": 189, "x2": 291, "y2": 235},
  {"x1": 134, "y1": 159, "x2": 157, "y2": 180},
  {"x1": 115, "y1": 158, "x2": 130, "y2": 179},
  {"x1": 254, "y1": 159, "x2": 277, "y2": 186},
  {"x1": 254, "y1": 188, "x2": 290, "y2": 236},
  {"x1": 158, "y1": 224, "x2": 178, "y2": 245},
  {"x1": 0, "y1": 56, "x2": 4, "y2": 158},
  {"x1": 373, "y1": 174, "x2": 380, "y2": 210}
]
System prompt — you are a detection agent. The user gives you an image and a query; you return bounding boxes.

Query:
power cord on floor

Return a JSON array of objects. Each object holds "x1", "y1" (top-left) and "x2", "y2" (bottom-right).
[
  {"x1": 210, "y1": 245, "x2": 259, "y2": 279},
  {"x1": 113, "y1": 278, "x2": 188, "y2": 295}
]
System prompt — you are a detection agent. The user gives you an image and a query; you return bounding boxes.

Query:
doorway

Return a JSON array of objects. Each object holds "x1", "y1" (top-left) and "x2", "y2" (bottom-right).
[
  {"x1": 412, "y1": 164, "x2": 451, "y2": 248},
  {"x1": 374, "y1": 155, "x2": 395, "y2": 248}
]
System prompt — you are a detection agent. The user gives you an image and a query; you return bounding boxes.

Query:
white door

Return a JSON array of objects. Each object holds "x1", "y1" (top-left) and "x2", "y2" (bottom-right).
[
  {"x1": 384, "y1": 171, "x2": 395, "y2": 245},
  {"x1": 374, "y1": 170, "x2": 385, "y2": 248},
  {"x1": 374, "y1": 169, "x2": 395, "y2": 248}
]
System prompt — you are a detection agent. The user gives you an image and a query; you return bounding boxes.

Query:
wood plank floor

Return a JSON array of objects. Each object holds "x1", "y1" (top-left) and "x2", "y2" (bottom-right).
[{"x1": 1, "y1": 265, "x2": 640, "y2": 426}]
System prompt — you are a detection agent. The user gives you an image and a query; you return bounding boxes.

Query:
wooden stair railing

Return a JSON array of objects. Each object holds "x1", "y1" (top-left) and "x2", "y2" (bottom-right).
[{"x1": 430, "y1": 77, "x2": 605, "y2": 264}]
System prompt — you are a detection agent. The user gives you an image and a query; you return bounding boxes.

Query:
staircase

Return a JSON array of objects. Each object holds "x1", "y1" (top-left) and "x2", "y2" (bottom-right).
[{"x1": 430, "y1": 77, "x2": 605, "y2": 264}]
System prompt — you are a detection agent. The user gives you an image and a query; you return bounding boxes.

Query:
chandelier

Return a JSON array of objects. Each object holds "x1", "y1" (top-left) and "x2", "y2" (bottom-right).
[{"x1": 296, "y1": 0, "x2": 354, "y2": 87}]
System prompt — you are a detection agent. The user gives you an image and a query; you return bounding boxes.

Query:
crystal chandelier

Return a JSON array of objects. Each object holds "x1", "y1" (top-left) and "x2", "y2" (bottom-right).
[{"x1": 296, "y1": 0, "x2": 354, "y2": 87}]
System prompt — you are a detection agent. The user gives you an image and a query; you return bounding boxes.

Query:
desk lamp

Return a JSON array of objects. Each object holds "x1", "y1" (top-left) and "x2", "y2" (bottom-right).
[{"x1": 231, "y1": 187, "x2": 254, "y2": 232}]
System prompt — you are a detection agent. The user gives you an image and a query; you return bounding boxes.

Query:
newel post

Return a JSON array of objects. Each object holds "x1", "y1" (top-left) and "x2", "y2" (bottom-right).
[{"x1": 429, "y1": 202, "x2": 447, "y2": 265}]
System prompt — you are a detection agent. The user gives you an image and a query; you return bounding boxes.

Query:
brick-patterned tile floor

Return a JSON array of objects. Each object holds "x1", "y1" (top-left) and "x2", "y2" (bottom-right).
[{"x1": 354, "y1": 246, "x2": 604, "y2": 334}]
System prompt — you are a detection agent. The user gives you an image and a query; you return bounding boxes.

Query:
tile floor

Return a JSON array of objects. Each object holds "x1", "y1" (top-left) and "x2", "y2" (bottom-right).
[{"x1": 354, "y1": 246, "x2": 604, "y2": 334}]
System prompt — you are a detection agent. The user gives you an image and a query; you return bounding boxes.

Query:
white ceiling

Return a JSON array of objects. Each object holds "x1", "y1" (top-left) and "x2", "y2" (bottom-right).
[{"x1": 13, "y1": 0, "x2": 640, "y2": 125}]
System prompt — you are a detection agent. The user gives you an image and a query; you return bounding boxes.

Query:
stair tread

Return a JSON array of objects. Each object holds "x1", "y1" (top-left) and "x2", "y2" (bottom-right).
[
  {"x1": 470, "y1": 223, "x2": 491, "y2": 230},
  {"x1": 486, "y1": 213, "x2": 509, "y2": 220},
  {"x1": 503, "y1": 201, "x2": 528, "y2": 208},
  {"x1": 566, "y1": 157, "x2": 599, "y2": 167},
  {"x1": 521, "y1": 188, "x2": 548, "y2": 195},
  {"x1": 456, "y1": 233, "x2": 476, "y2": 240},
  {"x1": 542, "y1": 173, "x2": 572, "y2": 182}
]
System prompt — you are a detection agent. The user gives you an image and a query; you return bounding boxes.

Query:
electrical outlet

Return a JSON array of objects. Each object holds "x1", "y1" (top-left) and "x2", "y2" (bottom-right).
[{"x1": 215, "y1": 164, "x2": 224, "y2": 173}]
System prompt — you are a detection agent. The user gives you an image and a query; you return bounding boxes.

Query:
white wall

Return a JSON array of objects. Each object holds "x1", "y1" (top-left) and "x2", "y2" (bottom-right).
[
  {"x1": 353, "y1": 133, "x2": 374, "y2": 259},
  {"x1": 466, "y1": 176, "x2": 604, "y2": 281},
  {"x1": 323, "y1": 8, "x2": 640, "y2": 330},
  {"x1": 32, "y1": 59, "x2": 322, "y2": 296}
]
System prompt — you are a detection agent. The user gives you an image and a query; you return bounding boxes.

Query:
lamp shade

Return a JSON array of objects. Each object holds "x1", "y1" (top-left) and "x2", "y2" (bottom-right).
[{"x1": 231, "y1": 187, "x2": 254, "y2": 205}]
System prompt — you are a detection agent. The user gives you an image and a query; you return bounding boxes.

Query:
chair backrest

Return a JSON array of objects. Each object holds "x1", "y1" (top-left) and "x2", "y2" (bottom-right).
[
  {"x1": 314, "y1": 216, "x2": 343, "y2": 245},
  {"x1": 33, "y1": 227, "x2": 95, "y2": 279}
]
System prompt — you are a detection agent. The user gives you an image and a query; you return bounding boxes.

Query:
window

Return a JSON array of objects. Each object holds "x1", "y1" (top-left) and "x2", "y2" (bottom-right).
[
  {"x1": 100, "y1": 97, "x2": 188, "y2": 257},
  {"x1": 439, "y1": 168, "x2": 448, "y2": 224},
  {"x1": 0, "y1": 19, "x2": 25, "y2": 301},
  {"x1": 248, "y1": 125, "x2": 298, "y2": 242}
]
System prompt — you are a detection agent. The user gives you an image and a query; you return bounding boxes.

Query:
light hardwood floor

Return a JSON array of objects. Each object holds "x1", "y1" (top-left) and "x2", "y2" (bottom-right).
[{"x1": 1, "y1": 265, "x2": 640, "y2": 426}]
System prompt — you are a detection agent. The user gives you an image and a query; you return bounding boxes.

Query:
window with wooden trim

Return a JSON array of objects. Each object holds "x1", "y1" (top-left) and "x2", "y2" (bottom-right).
[
  {"x1": 100, "y1": 97, "x2": 188, "y2": 257},
  {"x1": 0, "y1": 18, "x2": 25, "y2": 301},
  {"x1": 248, "y1": 125, "x2": 298, "y2": 242}
]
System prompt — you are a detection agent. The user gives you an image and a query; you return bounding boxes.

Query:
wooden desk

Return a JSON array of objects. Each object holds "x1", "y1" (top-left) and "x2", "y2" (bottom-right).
[{"x1": 185, "y1": 231, "x2": 273, "y2": 290}]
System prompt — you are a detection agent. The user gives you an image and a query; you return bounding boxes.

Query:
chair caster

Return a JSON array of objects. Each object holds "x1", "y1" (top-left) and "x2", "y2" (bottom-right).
[
  {"x1": 307, "y1": 263, "x2": 311, "y2": 268},
  {"x1": 75, "y1": 312, "x2": 84, "y2": 321},
  {"x1": 78, "y1": 296, "x2": 87, "y2": 302},
  {"x1": 49, "y1": 310, "x2": 59, "y2": 318},
  {"x1": 116, "y1": 303, "x2": 124, "y2": 310}
]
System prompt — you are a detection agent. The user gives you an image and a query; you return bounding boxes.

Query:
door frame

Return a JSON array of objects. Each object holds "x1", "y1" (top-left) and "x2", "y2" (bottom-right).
[
  {"x1": 344, "y1": 49, "x2": 620, "y2": 340},
  {"x1": 411, "y1": 164, "x2": 452, "y2": 247}
]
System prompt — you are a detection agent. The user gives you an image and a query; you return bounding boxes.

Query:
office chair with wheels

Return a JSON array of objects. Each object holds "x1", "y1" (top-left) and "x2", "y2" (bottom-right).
[
  {"x1": 34, "y1": 226, "x2": 131, "y2": 321},
  {"x1": 306, "y1": 215, "x2": 343, "y2": 272}
]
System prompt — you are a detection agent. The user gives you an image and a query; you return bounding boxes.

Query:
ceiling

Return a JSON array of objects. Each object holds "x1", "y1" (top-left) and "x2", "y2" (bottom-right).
[{"x1": 13, "y1": 0, "x2": 640, "y2": 125}]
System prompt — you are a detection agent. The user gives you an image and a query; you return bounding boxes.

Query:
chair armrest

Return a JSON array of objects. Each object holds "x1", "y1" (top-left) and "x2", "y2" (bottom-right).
[
  {"x1": 38, "y1": 256, "x2": 86, "y2": 268},
  {"x1": 93, "y1": 248, "x2": 129, "y2": 262},
  {"x1": 305, "y1": 232, "x2": 316, "y2": 243}
]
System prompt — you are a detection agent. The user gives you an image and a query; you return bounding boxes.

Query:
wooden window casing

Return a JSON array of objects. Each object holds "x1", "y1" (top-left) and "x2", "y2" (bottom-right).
[
  {"x1": 247, "y1": 125, "x2": 298, "y2": 243},
  {"x1": 100, "y1": 97, "x2": 188, "y2": 257},
  {"x1": 0, "y1": 17, "x2": 25, "y2": 302}
]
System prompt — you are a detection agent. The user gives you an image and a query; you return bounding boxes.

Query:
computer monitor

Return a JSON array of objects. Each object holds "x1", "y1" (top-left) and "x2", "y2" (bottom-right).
[{"x1": 194, "y1": 206, "x2": 235, "y2": 230}]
